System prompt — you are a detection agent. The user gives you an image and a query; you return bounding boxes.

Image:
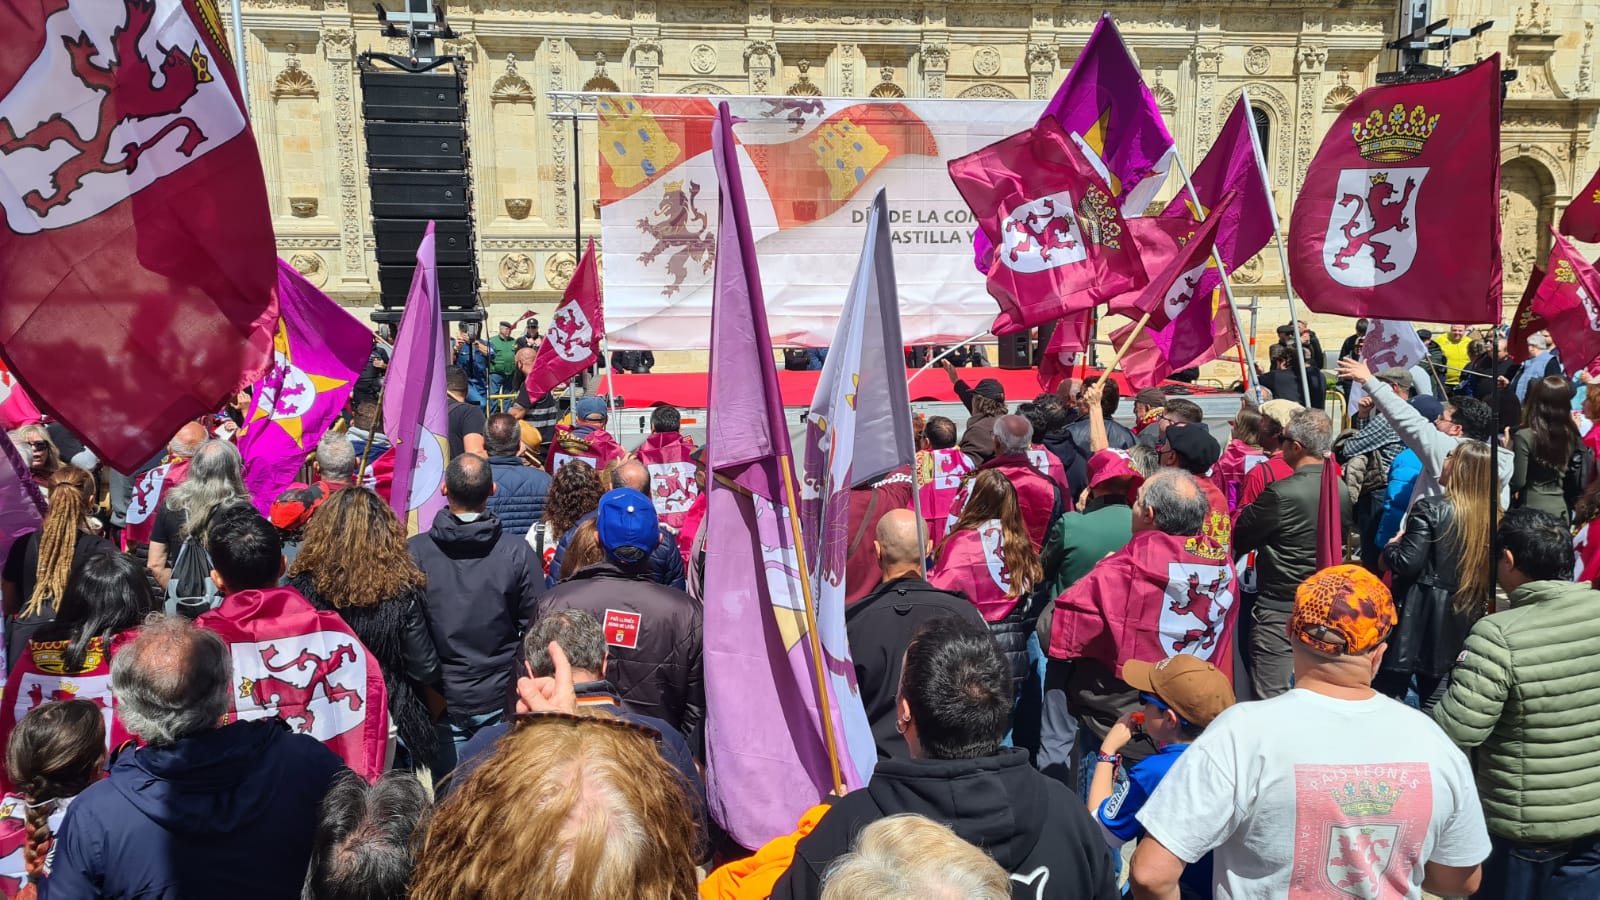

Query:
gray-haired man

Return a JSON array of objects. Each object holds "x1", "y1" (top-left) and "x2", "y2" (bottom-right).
[{"x1": 50, "y1": 615, "x2": 346, "y2": 898}]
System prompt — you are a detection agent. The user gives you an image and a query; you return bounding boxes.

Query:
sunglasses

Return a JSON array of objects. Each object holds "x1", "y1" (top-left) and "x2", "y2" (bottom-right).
[
  {"x1": 27, "y1": 441, "x2": 49, "y2": 452},
  {"x1": 1139, "y1": 692, "x2": 1190, "y2": 726}
]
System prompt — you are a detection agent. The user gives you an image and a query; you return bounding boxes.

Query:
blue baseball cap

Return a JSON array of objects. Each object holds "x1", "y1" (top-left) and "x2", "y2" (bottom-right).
[
  {"x1": 596, "y1": 488, "x2": 659, "y2": 564},
  {"x1": 575, "y1": 396, "x2": 608, "y2": 421}
]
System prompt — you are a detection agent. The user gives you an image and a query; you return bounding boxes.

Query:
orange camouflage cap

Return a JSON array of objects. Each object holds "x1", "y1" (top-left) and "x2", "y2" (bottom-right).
[{"x1": 1289, "y1": 565, "x2": 1397, "y2": 656}]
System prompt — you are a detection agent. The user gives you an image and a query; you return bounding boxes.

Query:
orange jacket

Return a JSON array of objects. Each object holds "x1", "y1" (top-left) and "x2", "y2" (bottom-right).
[{"x1": 698, "y1": 804, "x2": 830, "y2": 900}]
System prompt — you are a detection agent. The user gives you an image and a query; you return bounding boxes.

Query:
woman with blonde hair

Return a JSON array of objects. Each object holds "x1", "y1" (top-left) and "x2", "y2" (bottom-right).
[
  {"x1": 146, "y1": 439, "x2": 249, "y2": 590},
  {"x1": 1378, "y1": 440, "x2": 1497, "y2": 710},
  {"x1": 558, "y1": 518, "x2": 604, "y2": 582},
  {"x1": 11, "y1": 425, "x2": 62, "y2": 490},
  {"x1": 411, "y1": 713, "x2": 699, "y2": 900},
  {"x1": 1, "y1": 466, "x2": 112, "y2": 664},
  {"x1": 821, "y1": 814, "x2": 1009, "y2": 900},
  {"x1": 287, "y1": 487, "x2": 441, "y2": 770},
  {"x1": 929, "y1": 469, "x2": 1042, "y2": 692}
]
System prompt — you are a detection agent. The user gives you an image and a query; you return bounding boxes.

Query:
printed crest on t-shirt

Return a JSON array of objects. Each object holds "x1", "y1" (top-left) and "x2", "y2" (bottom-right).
[{"x1": 1290, "y1": 762, "x2": 1432, "y2": 899}]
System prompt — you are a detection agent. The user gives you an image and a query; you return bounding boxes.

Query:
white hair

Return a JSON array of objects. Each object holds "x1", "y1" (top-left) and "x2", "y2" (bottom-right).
[
  {"x1": 821, "y1": 814, "x2": 1010, "y2": 900},
  {"x1": 112, "y1": 615, "x2": 232, "y2": 746},
  {"x1": 993, "y1": 415, "x2": 1033, "y2": 455}
]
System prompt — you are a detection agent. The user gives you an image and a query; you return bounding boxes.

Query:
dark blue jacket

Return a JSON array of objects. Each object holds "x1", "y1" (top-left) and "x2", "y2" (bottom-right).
[
  {"x1": 485, "y1": 455, "x2": 551, "y2": 537},
  {"x1": 48, "y1": 719, "x2": 345, "y2": 900},
  {"x1": 546, "y1": 511, "x2": 685, "y2": 590}
]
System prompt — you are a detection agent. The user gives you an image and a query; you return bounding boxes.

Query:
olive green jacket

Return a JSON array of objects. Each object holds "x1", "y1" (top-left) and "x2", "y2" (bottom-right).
[{"x1": 1433, "y1": 579, "x2": 1600, "y2": 842}]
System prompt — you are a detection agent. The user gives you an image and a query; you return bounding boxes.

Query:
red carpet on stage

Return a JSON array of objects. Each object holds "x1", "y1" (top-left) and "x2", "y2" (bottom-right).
[{"x1": 605, "y1": 368, "x2": 1215, "y2": 408}]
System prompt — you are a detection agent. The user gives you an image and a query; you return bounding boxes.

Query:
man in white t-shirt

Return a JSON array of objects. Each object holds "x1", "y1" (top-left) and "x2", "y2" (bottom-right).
[{"x1": 1128, "y1": 565, "x2": 1490, "y2": 900}]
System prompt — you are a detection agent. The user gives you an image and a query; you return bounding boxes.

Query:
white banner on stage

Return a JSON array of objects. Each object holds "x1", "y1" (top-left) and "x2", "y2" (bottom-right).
[{"x1": 596, "y1": 95, "x2": 1045, "y2": 350}]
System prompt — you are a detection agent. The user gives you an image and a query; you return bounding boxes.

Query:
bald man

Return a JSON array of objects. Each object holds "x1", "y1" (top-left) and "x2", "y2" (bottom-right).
[
  {"x1": 544, "y1": 456, "x2": 685, "y2": 590},
  {"x1": 845, "y1": 508, "x2": 987, "y2": 761}
]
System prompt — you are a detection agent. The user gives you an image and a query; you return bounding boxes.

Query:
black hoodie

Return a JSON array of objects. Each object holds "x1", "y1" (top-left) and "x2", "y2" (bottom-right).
[
  {"x1": 408, "y1": 509, "x2": 544, "y2": 718},
  {"x1": 771, "y1": 748, "x2": 1119, "y2": 899}
]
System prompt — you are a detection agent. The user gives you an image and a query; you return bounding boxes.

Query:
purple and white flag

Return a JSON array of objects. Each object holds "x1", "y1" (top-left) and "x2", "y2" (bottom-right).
[
  {"x1": 703, "y1": 102, "x2": 870, "y2": 849},
  {"x1": 381, "y1": 223, "x2": 450, "y2": 531},
  {"x1": 1350, "y1": 319, "x2": 1430, "y2": 407},
  {"x1": 238, "y1": 260, "x2": 372, "y2": 512}
]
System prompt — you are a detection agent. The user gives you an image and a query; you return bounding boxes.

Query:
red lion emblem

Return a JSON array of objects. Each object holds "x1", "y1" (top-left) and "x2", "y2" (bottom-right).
[
  {"x1": 243, "y1": 643, "x2": 363, "y2": 734},
  {"x1": 1005, "y1": 197, "x2": 1079, "y2": 264},
  {"x1": 1331, "y1": 175, "x2": 1417, "y2": 274},
  {"x1": 0, "y1": 0, "x2": 213, "y2": 216},
  {"x1": 654, "y1": 469, "x2": 691, "y2": 504},
  {"x1": 636, "y1": 180, "x2": 716, "y2": 297},
  {"x1": 1169, "y1": 572, "x2": 1228, "y2": 651}
]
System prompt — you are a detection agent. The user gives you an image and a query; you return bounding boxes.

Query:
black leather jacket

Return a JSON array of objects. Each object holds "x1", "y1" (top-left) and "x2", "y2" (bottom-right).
[{"x1": 1380, "y1": 495, "x2": 1475, "y2": 678}]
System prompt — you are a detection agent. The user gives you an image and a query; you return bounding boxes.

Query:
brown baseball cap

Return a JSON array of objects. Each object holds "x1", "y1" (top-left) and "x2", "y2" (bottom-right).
[
  {"x1": 1289, "y1": 565, "x2": 1397, "y2": 656},
  {"x1": 1121, "y1": 655, "x2": 1236, "y2": 728}
]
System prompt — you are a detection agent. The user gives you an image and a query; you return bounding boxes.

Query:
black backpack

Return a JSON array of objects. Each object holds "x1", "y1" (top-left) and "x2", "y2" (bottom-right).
[{"x1": 165, "y1": 534, "x2": 222, "y2": 619}]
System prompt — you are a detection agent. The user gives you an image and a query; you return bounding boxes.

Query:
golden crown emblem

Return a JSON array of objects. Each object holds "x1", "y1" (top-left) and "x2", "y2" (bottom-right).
[
  {"x1": 1349, "y1": 103, "x2": 1439, "y2": 163},
  {"x1": 1329, "y1": 779, "x2": 1404, "y2": 817},
  {"x1": 661, "y1": 179, "x2": 685, "y2": 194},
  {"x1": 1556, "y1": 258, "x2": 1579, "y2": 284}
]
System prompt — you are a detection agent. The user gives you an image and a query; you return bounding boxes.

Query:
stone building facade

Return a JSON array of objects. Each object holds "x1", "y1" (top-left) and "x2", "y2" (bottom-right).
[{"x1": 235, "y1": 0, "x2": 1598, "y2": 377}]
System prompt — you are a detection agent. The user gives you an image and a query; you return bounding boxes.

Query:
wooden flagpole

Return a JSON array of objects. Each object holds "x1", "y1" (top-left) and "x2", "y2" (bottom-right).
[
  {"x1": 1094, "y1": 310, "x2": 1154, "y2": 390},
  {"x1": 776, "y1": 453, "x2": 846, "y2": 795}
]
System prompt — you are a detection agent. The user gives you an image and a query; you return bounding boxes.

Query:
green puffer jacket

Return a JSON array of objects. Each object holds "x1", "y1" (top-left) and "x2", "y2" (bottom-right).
[{"x1": 1432, "y1": 579, "x2": 1600, "y2": 843}]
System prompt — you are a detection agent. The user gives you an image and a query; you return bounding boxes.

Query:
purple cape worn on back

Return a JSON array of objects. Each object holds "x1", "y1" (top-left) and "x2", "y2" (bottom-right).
[
  {"x1": 381, "y1": 223, "x2": 450, "y2": 530},
  {"x1": 239, "y1": 260, "x2": 372, "y2": 513},
  {"x1": 702, "y1": 102, "x2": 868, "y2": 850}
]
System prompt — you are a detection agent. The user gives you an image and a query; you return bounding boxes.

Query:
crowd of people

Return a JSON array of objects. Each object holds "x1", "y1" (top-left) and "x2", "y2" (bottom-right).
[{"x1": 0, "y1": 312, "x2": 1595, "y2": 899}]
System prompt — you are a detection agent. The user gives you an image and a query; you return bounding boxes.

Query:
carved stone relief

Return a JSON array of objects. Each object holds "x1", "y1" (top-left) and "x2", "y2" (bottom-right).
[
  {"x1": 321, "y1": 29, "x2": 363, "y2": 283},
  {"x1": 499, "y1": 253, "x2": 536, "y2": 290},
  {"x1": 1501, "y1": 160, "x2": 1550, "y2": 293},
  {"x1": 957, "y1": 83, "x2": 1016, "y2": 99},
  {"x1": 272, "y1": 43, "x2": 317, "y2": 98},
  {"x1": 289, "y1": 252, "x2": 327, "y2": 287},
  {"x1": 1244, "y1": 46, "x2": 1270, "y2": 76},
  {"x1": 546, "y1": 252, "x2": 579, "y2": 292},
  {"x1": 973, "y1": 46, "x2": 1001, "y2": 77}
]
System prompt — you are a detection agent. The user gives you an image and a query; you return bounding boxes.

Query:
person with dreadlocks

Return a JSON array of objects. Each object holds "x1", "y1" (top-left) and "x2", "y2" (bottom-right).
[{"x1": 2, "y1": 467, "x2": 111, "y2": 666}]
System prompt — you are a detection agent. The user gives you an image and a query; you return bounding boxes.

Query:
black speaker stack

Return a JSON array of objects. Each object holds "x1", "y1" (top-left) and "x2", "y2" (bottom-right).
[{"x1": 358, "y1": 63, "x2": 481, "y2": 323}]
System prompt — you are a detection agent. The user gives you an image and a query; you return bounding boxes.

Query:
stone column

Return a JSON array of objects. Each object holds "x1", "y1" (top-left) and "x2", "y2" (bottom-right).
[
  {"x1": 1294, "y1": 44, "x2": 1327, "y2": 194},
  {"x1": 745, "y1": 41, "x2": 777, "y2": 94},
  {"x1": 920, "y1": 44, "x2": 948, "y2": 98},
  {"x1": 1027, "y1": 43, "x2": 1056, "y2": 101},
  {"x1": 1195, "y1": 45, "x2": 1221, "y2": 150},
  {"x1": 632, "y1": 39, "x2": 661, "y2": 93},
  {"x1": 838, "y1": 43, "x2": 858, "y2": 96},
  {"x1": 322, "y1": 28, "x2": 367, "y2": 286}
]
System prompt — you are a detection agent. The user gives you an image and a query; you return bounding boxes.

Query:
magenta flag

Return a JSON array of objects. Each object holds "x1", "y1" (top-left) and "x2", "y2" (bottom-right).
[
  {"x1": 703, "y1": 102, "x2": 868, "y2": 849},
  {"x1": 1037, "y1": 310, "x2": 1095, "y2": 392},
  {"x1": 1161, "y1": 94, "x2": 1276, "y2": 290},
  {"x1": 381, "y1": 223, "x2": 450, "y2": 531},
  {"x1": 524, "y1": 239, "x2": 603, "y2": 400},
  {"x1": 972, "y1": 13, "x2": 1174, "y2": 271},
  {"x1": 1317, "y1": 459, "x2": 1344, "y2": 570},
  {"x1": 238, "y1": 261, "x2": 372, "y2": 513},
  {"x1": 0, "y1": 437, "x2": 44, "y2": 568}
]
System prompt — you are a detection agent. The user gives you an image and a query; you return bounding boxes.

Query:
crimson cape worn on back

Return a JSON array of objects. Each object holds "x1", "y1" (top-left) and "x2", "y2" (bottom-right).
[
  {"x1": 1288, "y1": 57, "x2": 1502, "y2": 324},
  {"x1": 0, "y1": 0, "x2": 278, "y2": 473},
  {"x1": 635, "y1": 431, "x2": 699, "y2": 532},
  {"x1": 1049, "y1": 528, "x2": 1239, "y2": 680},
  {"x1": 197, "y1": 587, "x2": 388, "y2": 782}
]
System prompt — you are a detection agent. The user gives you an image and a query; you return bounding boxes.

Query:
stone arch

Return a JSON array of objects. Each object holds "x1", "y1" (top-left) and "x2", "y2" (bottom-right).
[
  {"x1": 582, "y1": 75, "x2": 621, "y2": 93},
  {"x1": 1501, "y1": 155, "x2": 1559, "y2": 296},
  {"x1": 787, "y1": 80, "x2": 823, "y2": 96},
  {"x1": 1223, "y1": 83, "x2": 1293, "y2": 190},
  {"x1": 678, "y1": 82, "x2": 732, "y2": 95},
  {"x1": 958, "y1": 83, "x2": 1016, "y2": 99},
  {"x1": 1501, "y1": 144, "x2": 1570, "y2": 198},
  {"x1": 869, "y1": 82, "x2": 905, "y2": 98}
]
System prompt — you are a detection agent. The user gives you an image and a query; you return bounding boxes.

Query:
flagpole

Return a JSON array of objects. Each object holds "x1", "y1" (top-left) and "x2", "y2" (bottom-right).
[
  {"x1": 905, "y1": 328, "x2": 992, "y2": 386},
  {"x1": 1094, "y1": 311, "x2": 1154, "y2": 390},
  {"x1": 1168, "y1": 151, "x2": 1261, "y2": 401},
  {"x1": 776, "y1": 453, "x2": 846, "y2": 795},
  {"x1": 1240, "y1": 87, "x2": 1314, "y2": 407}
]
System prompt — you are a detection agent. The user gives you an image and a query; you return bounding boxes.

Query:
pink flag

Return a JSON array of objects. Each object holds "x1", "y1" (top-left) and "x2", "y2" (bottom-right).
[
  {"x1": 0, "y1": 437, "x2": 44, "y2": 566},
  {"x1": 0, "y1": 386, "x2": 40, "y2": 431},
  {"x1": 1317, "y1": 459, "x2": 1344, "y2": 570},
  {"x1": 929, "y1": 521, "x2": 1023, "y2": 623},
  {"x1": 238, "y1": 261, "x2": 372, "y2": 513},
  {"x1": 1036, "y1": 311, "x2": 1095, "y2": 392},
  {"x1": 524, "y1": 239, "x2": 603, "y2": 401},
  {"x1": 0, "y1": 0, "x2": 279, "y2": 474},
  {"x1": 948, "y1": 116, "x2": 1146, "y2": 335},
  {"x1": 1561, "y1": 164, "x2": 1600, "y2": 244},
  {"x1": 1289, "y1": 57, "x2": 1502, "y2": 323},
  {"x1": 972, "y1": 13, "x2": 1175, "y2": 270},
  {"x1": 381, "y1": 223, "x2": 450, "y2": 530},
  {"x1": 1532, "y1": 229, "x2": 1600, "y2": 373},
  {"x1": 198, "y1": 587, "x2": 388, "y2": 781},
  {"x1": 1106, "y1": 195, "x2": 1235, "y2": 387},
  {"x1": 1160, "y1": 95, "x2": 1276, "y2": 295},
  {"x1": 703, "y1": 102, "x2": 869, "y2": 849}
]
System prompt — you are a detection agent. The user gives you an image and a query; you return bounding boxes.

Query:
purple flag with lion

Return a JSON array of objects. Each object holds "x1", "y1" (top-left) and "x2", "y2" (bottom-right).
[
  {"x1": 702, "y1": 102, "x2": 869, "y2": 849},
  {"x1": 239, "y1": 260, "x2": 372, "y2": 512}
]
